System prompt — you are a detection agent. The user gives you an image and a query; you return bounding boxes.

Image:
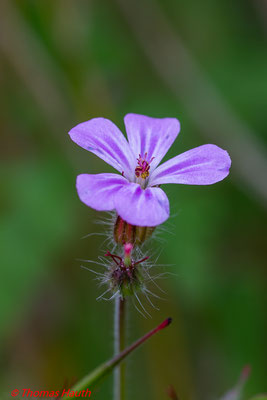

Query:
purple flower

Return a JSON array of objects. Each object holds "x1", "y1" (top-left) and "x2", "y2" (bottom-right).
[{"x1": 69, "y1": 114, "x2": 231, "y2": 227}]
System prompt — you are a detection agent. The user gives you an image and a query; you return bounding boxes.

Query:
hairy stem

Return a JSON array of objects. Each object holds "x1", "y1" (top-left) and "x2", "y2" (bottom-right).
[{"x1": 114, "y1": 296, "x2": 126, "y2": 400}]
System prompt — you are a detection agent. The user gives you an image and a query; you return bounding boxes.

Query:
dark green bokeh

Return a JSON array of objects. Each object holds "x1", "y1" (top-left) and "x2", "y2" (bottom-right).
[{"x1": 0, "y1": 1, "x2": 266, "y2": 399}]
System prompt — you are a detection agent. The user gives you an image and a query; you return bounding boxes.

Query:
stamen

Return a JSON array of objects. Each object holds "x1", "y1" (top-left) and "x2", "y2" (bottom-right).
[
  {"x1": 133, "y1": 256, "x2": 149, "y2": 266},
  {"x1": 105, "y1": 247, "x2": 149, "y2": 270},
  {"x1": 105, "y1": 251, "x2": 122, "y2": 266},
  {"x1": 135, "y1": 152, "x2": 155, "y2": 180}
]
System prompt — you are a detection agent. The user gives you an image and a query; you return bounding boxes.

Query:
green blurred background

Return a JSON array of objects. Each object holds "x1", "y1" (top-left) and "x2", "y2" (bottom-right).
[{"x1": 0, "y1": 0, "x2": 266, "y2": 399}]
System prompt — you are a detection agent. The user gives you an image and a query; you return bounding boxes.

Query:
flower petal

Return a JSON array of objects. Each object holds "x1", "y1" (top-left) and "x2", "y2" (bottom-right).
[
  {"x1": 69, "y1": 118, "x2": 136, "y2": 180},
  {"x1": 76, "y1": 173, "x2": 128, "y2": 211},
  {"x1": 150, "y1": 144, "x2": 231, "y2": 186},
  {"x1": 114, "y1": 183, "x2": 169, "y2": 226},
  {"x1": 124, "y1": 113, "x2": 180, "y2": 171}
]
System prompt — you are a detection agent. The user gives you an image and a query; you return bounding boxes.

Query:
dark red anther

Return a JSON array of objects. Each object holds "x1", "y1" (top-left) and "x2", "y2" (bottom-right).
[{"x1": 135, "y1": 153, "x2": 155, "y2": 179}]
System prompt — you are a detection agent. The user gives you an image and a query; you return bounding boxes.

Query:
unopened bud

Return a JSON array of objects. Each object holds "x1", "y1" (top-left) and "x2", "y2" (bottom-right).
[
  {"x1": 105, "y1": 247, "x2": 149, "y2": 298},
  {"x1": 123, "y1": 243, "x2": 133, "y2": 267}
]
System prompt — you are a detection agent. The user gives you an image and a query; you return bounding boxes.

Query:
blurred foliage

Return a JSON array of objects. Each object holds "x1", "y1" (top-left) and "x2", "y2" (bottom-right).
[{"x1": 0, "y1": 1, "x2": 266, "y2": 399}]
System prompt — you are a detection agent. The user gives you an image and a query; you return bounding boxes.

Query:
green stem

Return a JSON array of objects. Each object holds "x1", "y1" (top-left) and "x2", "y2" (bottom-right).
[
  {"x1": 114, "y1": 296, "x2": 126, "y2": 400},
  {"x1": 62, "y1": 317, "x2": 172, "y2": 398}
]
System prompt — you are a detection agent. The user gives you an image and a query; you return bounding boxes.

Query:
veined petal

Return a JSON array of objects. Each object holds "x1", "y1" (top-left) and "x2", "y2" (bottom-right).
[
  {"x1": 76, "y1": 173, "x2": 128, "y2": 211},
  {"x1": 150, "y1": 144, "x2": 231, "y2": 186},
  {"x1": 69, "y1": 118, "x2": 136, "y2": 180},
  {"x1": 124, "y1": 113, "x2": 180, "y2": 172},
  {"x1": 114, "y1": 183, "x2": 169, "y2": 227}
]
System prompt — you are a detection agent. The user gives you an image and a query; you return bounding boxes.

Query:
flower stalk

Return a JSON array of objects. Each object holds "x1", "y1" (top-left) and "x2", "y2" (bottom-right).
[
  {"x1": 114, "y1": 297, "x2": 126, "y2": 400},
  {"x1": 62, "y1": 317, "x2": 172, "y2": 398}
]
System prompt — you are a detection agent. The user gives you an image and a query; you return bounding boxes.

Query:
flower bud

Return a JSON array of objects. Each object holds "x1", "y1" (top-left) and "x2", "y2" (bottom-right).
[
  {"x1": 123, "y1": 243, "x2": 133, "y2": 267},
  {"x1": 113, "y1": 215, "x2": 155, "y2": 246},
  {"x1": 105, "y1": 245, "x2": 149, "y2": 299}
]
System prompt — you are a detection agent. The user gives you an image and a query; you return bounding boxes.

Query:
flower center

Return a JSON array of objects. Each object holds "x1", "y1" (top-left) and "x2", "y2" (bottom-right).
[{"x1": 135, "y1": 153, "x2": 154, "y2": 180}]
